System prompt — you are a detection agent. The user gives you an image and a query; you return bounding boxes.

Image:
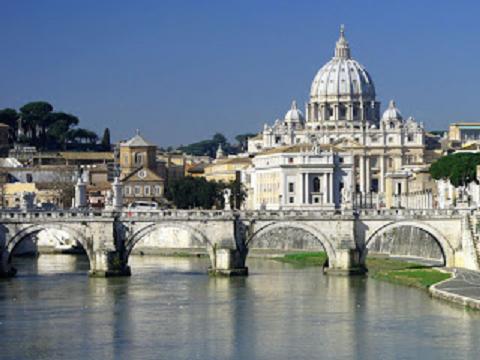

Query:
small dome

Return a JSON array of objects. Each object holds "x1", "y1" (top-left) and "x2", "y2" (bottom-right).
[
  {"x1": 284, "y1": 100, "x2": 304, "y2": 123},
  {"x1": 310, "y1": 26, "x2": 376, "y2": 102},
  {"x1": 382, "y1": 100, "x2": 403, "y2": 122}
]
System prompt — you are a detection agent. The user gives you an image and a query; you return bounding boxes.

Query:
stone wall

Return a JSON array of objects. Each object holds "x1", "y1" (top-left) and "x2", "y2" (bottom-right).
[
  {"x1": 368, "y1": 226, "x2": 444, "y2": 262},
  {"x1": 250, "y1": 227, "x2": 326, "y2": 254}
]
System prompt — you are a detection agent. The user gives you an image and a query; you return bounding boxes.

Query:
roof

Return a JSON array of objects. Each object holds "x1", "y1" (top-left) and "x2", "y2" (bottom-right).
[
  {"x1": 450, "y1": 122, "x2": 480, "y2": 127},
  {"x1": 213, "y1": 157, "x2": 252, "y2": 165},
  {"x1": 259, "y1": 143, "x2": 338, "y2": 155},
  {"x1": 187, "y1": 162, "x2": 208, "y2": 173},
  {"x1": 60, "y1": 152, "x2": 114, "y2": 161},
  {"x1": 121, "y1": 132, "x2": 155, "y2": 147}
]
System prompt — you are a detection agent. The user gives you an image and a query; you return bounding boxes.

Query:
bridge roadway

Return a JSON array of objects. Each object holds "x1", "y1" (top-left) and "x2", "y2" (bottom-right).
[{"x1": 0, "y1": 208, "x2": 477, "y2": 277}]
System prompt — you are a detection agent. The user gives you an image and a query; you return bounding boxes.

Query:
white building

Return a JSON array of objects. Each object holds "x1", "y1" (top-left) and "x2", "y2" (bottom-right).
[
  {"x1": 247, "y1": 26, "x2": 426, "y2": 198},
  {"x1": 245, "y1": 143, "x2": 353, "y2": 210}
]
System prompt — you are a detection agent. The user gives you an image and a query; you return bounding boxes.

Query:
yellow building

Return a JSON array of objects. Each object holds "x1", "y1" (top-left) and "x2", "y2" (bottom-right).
[
  {"x1": 448, "y1": 123, "x2": 480, "y2": 143},
  {"x1": 204, "y1": 157, "x2": 252, "y2": 183},
  {"x1": 119, "y1": 132, "x2": 165, "y2": 205},
  {"x1": 1, "y1": 182, "x2": 64, "y2": 208},
  {"x1": 384, "y1": 166, "x2": 435, "y2": 209}
]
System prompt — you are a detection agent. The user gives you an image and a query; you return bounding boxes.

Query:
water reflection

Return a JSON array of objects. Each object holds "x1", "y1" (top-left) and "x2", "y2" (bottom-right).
[{"x1": 0, "y1": 256, "x2": 480, "y2": 359}]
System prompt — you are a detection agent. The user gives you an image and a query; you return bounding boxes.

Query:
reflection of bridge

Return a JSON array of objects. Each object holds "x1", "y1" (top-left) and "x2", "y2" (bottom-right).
[{"x1": 0, "y1": 208, "x2": 478, "y2": 277}]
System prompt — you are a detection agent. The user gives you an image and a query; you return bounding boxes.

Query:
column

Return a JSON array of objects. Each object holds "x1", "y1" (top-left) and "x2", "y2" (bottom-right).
[
  {"x1": 329, "y1": 172, "x2": 334, "y2": 204},
  {"x1": 305, "y1": 173, "x2": 310, "y2": 204},
  {"x1": 365, "y1": 157, "x2": 371, "y2": 193},
  {"x1": 359, "y1": 155, "x2": 365, "y2": 193},
  {"x1": 323, "y1": 173, "x2": 328, "y2": 205},
  {"x1": 380, "y1": 155, "x2": 385, "y2": 193}
]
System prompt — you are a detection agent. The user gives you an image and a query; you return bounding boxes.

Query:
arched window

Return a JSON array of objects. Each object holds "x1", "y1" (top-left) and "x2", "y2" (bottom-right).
[
  {"x1": 390, "y1": 122, "x2": 395, "y2": 129},
  {"x1": 134, "y1": 152, "x2": 143, "y2": 165},
  {"x1": 313, "y1": 177, "x2": 321, "y2": 193}
]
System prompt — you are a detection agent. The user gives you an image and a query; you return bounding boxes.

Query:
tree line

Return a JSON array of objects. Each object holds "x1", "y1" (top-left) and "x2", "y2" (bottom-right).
[
  {"x1": 0, "y1": 101, "x2": 111, "y2": 151},
  {"x1": 176, "y1": 132, "x2": 257, "y2": 157}
]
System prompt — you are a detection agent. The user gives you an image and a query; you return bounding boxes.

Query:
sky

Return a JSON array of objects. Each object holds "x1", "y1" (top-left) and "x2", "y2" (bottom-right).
[{"x1": 0, "y1": 0, "x2": 479, "y2": 146}]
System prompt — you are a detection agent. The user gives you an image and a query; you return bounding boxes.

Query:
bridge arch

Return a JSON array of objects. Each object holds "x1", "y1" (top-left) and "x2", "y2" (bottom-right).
[
  {"x1": 5, "y1": 223, "x2": 93, "y2": 267},
  {"x1": 362, "y1": 220, "x2": 454, "y2": 266},
  {"x1": 124, "y1": 222, "x2": 212, "y2": 260},
  {"x1": 247, "y1": 221, "x2": 337, "y2": 263}
]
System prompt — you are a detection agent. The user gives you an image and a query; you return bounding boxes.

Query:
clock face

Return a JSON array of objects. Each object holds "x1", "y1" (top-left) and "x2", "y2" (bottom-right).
[{"x1": 137, "y1": 170, "x2": 147, "y2": 179}]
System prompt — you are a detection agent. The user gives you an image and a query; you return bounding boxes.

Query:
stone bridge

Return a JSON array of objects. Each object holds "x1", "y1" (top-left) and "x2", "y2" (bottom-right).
[{"x1": 0, "y1": 208, "x2": 477, "y2": 277}]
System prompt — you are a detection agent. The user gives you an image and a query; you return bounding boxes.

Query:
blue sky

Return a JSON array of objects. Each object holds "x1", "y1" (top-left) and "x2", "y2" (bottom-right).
[{"x1": 0, "y1": 0, "x2": 478, "y2": 146}]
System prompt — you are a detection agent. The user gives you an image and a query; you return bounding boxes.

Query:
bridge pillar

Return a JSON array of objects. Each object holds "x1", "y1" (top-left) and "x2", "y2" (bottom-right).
[
  {"x1": 89, "y1": 249, "x2": 131, "y2": 277},
  {"x1": 325, "y1": 249, "x2": 366, "y2": 276},
  {"x1": 0, "y1": 251, "x2": 17, "y2": 278},
  {"x1": 208, "y1": 247, "x2": 248, "y2": 277}
]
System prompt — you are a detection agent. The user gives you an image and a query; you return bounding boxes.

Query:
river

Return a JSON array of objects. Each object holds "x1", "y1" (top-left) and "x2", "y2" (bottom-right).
[{"x1": 0, "y1": 255, "x2": 479, "y2": 360}]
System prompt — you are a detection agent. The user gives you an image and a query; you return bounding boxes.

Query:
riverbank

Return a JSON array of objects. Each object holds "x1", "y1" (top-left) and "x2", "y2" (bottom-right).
[{"x1": 273, "y1": 252, "x2": 450, "y2": 289}]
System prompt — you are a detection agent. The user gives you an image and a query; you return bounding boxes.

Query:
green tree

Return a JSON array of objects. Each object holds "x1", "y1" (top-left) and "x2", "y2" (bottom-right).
[
  {"x1": 101, "y1": 128, "x2": 111, "y2": 149},
  {"x1": 19, "y1": 101, "x2": 54, "y2": 146},
  {"x1": 430, "y1": 152, "x2": 480, "y2": 187},
  {"x1": 166, "y1": 177, "x2": 224, "y2": 209},
  {"x1": 0, "y1": 108, "x2": 19, "y2": 142},
  {"x1": 45, "y1": 112, "x2": 80, "y2": 149},
  {"x1": 235, "y1": 133, "x2": 256, "y2": 152},
  {"x1": 67, "y1": 128, "x2": 98, "y2": 144}
]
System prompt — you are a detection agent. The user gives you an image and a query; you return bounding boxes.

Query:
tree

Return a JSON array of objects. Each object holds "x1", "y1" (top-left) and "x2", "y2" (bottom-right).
[
  {"x1": 67, "y1": 128, "x2": 98, "y2": 144},
  {"x1": 19, "y1": 101, "x2": 54, "y2": 145},
  {"x1": 179, "y1": 133, "x2": 236, "y2": 158},
  {"x1": 46, "y1": 112, "x2": 80, "y2": 149},
  {"x1": 166, "y1": 177, "x2": 224, "y2": 209},
  {"x1": 0, "y1": 108, "x2": 19, "y2": 142},
  {"x1": 235, "y1": 133, "x2": 257, "y2": 152},
  {"x1": 430, "y1": 153, "x2": 480, "y2": 187},
  {"x1": 101, "y1": 128, "x2": 111, "y2": 150}
]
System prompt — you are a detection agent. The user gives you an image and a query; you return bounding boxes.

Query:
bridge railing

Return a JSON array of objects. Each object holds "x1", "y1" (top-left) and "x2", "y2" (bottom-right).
[
  {"x1": 0, "y1": 209, "x2": 107, "y2": 221},
  {"x1": 118, "y1": 209, "x2": 236, "y2": 220},
  {"x1": 356, "y1": 208, "x2": 472, "y2": 218},
  {"x1": 0, "y1": 207, "x2": 476, "y2": 222}
]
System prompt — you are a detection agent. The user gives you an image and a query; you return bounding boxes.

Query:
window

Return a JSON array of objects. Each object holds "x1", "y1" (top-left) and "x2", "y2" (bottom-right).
[
  {"x1": 275, "y1": 136, "x2": 281, "y2": 144},
  {"x1": 313, "y1": 177, "x2": 320, "y2": 192},
  {"x1": 339, "y1": 106, "x2": 346, "y2": 119},
  {"x1": 144, "y1": 185, "x2": 151, "y2": 196},
  {"x1": 134, "y1": 153, "x2": 144, "y2": 165},
  {"x1": 390, "y1": 122, "x2": 395, "y2": 129},
  {"x1": 288, "y1": 182, "x2": 294, "y2": 192},
  {"x1": 328, "y1": 107, "x2": 334, "y2": 118},
  {"x1": 388, "y1": 137, "x2": 393, "y2": 143},
  {"x1": 353, "y1": 107, "x2": 358, "y2": 118},
  {"x1": 134, "y1": 186, "x2": 142, "y2": 196},
  {"x1": 124, "y1": 186, "x2": 131, "y2": 196},
  {"x1": 288, "y1": 157, "x2": 294, "y2": 164},
  {"x1": 124, "y1": 154, "x2": 129, "y2": 165},
  {"x1": 154, "y1": 185, "x2": 162, "y2": 196},
  {"x1": 388, "y1": 158, "x2": 393, "y2": 168},
  {"x1": 407, "y1": 134, "x2": 414, "y2": 142},
  {"x1": 289, "y1": 197, "x2": 294, "y2": 204},
  {"x1": 26, "y1": 173, "x2": 33, "y2": 183}
]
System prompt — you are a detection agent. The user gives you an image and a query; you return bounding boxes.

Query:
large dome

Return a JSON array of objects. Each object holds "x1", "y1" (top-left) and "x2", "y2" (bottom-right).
[{"x1": 310, "y1": 27, "x2": 376, "y2": 102}]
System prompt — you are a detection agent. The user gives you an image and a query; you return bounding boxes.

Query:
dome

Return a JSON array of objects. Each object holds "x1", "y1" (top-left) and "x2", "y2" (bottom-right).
[
  {"x1": 284, "y1": 100, "x2": 304, "y2": 123},
  {"x1": 382, "y1": 100, "x2": 403, "y2": 122},
  {"x1": 310, "y1": 26, "x2": 376, "y2": 101}
]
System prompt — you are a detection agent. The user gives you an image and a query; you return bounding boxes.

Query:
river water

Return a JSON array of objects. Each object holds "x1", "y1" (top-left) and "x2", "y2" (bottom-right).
[{"x1": 1, "y1": 255, "x2": 480, "y2": 360}]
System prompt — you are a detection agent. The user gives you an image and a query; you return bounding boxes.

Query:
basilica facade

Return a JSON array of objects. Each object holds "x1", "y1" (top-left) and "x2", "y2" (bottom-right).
[{"x1": 246, "y1": 26, "x2": 427, "y2": 210}]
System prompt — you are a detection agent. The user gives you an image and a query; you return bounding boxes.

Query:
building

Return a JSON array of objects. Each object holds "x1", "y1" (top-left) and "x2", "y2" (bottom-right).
[
  {"x1": 247, "y1": 26, "x2": 426, "y2": 200},
  {"x1": 448, "y1": 123, "x2": 480, "y2": 144},
  {"x1": 119, "y1": 131, "x2": 165, "y2": 205},
  {"x1": 1, "y1": 182, "x2": 65, "y2": 208},
  {"x1": 244, "y1": 144, "x2": 353, "y2": 210},
  {"x1": 204, "y1": 156, "x2": 252, "y2": 183}
]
